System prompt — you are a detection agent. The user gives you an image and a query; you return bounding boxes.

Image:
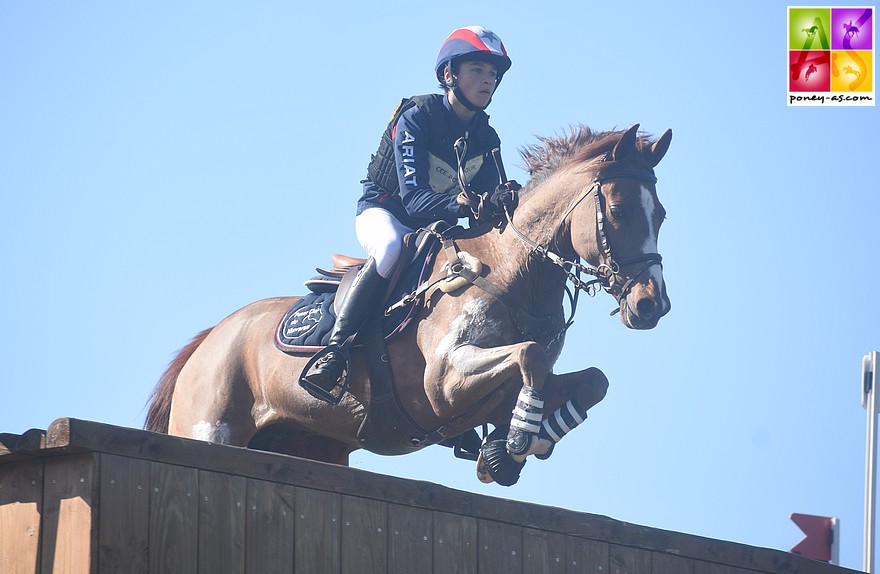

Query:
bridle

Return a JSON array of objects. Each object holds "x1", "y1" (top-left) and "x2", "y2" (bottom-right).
[
  {"x1": 504, "y1": 152, "x2": 663, "y2": 315},
  {"x1": 390, "y1": 152, "x2": 665, "y2": 335}
]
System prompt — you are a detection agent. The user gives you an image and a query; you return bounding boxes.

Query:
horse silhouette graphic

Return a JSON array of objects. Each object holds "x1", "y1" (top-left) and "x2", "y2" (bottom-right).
[
  {"x1": 843, "y1": 20, "x2": 860, "y2": 39},
  {"x1": 843, "y1": 65, "x2": 861, "y2": 79}
]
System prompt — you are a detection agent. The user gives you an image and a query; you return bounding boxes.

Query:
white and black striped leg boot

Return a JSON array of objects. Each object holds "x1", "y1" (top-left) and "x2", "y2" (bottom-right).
[
  {"x1": 534, "y1": 399, "x2": 588, "y2": 460},
  {"x1": 506, "y1": 386, "x2": 545, "y2": 456}
]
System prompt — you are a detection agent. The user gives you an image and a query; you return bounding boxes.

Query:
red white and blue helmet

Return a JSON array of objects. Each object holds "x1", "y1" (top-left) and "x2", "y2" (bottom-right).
[{"x1": 435, "y1": 26, "x2": 512, "y2": 86}]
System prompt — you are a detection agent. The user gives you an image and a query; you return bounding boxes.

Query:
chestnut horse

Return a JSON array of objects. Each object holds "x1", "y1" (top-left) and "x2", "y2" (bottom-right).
[{"x1": 145, "y1": 123, "x2": 672, "y2": 485}]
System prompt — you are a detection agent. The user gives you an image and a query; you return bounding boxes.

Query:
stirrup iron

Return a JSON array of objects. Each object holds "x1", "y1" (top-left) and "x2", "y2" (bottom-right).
[{"x1": 299, "y1": 344, "x2": 351, "y2": 405}]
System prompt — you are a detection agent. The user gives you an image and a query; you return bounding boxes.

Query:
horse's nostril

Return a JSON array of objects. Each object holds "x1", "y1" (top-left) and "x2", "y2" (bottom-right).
[{"x1": 636, "y1": 298, "x2": 657, "y2": 318}]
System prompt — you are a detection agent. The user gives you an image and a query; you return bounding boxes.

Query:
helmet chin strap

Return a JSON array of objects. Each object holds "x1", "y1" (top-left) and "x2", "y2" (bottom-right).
[{"x1": 453, "y1": 85, "x2": 490, "y2": 112}]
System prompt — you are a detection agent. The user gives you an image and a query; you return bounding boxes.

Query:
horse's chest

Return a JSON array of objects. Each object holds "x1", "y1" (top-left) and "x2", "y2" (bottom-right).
[{"x1": 436, "y1": 297, "x2": 511, "y2": 351}]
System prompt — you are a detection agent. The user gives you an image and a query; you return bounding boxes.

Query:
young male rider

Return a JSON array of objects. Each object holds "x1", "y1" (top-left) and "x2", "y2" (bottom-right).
[{"x1": 301, "y1": 25, "x2": 514, "y2": 400}]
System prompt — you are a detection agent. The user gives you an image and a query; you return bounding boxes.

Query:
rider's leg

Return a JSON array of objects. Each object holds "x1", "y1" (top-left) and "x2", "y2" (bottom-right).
[
  {"x1": 301, "y1": 208, "x2": 408, "y2": 394},
  {"x1": 354, "y1": 207, "x2": 410, "y2": 279},
  {"x1": 302, "y1": 257, "x2": 388, "y2": 392}
]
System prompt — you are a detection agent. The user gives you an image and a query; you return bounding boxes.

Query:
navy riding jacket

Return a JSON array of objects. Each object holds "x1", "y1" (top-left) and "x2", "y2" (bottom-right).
[{"x1": 358, "y1": 93, "x2": 502, "y2": 230}]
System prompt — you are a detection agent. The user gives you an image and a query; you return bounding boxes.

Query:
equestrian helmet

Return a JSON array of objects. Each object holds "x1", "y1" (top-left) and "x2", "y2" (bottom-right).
[{"x1": 435, "y1": 26, "x2": 512, "y2": 86}]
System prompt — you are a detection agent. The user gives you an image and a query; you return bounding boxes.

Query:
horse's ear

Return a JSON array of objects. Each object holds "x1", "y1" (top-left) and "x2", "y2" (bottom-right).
[
  {"x1": 648, "y1": 129, "x2": 672, "y2": 167},
  {"x1": 612, "y1": 123, "x2": 640, "y2": 161}
]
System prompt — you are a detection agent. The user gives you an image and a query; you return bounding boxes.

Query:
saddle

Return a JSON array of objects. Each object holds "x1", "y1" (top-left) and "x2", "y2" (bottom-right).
[
  {"x1": 275, "y1": 222, "x2": 458, "y2": 353},
  {"x1": 275, "y1": 222, "x2": 477, "y2": 455}
]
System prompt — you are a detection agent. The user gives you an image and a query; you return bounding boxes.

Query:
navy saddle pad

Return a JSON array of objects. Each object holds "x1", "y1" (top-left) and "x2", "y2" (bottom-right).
[{"x1": 274, "y1": 242, "x2": 440, "y2": 354}]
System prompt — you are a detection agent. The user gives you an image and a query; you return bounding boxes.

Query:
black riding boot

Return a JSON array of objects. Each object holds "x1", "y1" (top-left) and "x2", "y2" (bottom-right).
[{"x1": 300, "y1": 258, "x2": 388, "y2": 401}]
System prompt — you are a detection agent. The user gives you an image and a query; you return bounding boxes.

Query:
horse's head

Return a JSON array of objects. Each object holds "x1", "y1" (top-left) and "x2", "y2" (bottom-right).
[
  {"x1": 576, "y1": 124, "x2": 672, "y2": 329},
  {"x1": 516, "y1": 125, "x2": 670, "y2": 330}
]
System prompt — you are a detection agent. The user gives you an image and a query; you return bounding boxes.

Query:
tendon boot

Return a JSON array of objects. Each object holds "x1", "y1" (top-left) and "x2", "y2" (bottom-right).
[
  {"x1": 533, "y1": 398, "x2": 588, "y2": 460},
  {"x1": 300, "y1": 258, "x2": 388, "y2": 403},
  {"x1": 506, "y1": 385, "x2": 545, "y2": 456}
]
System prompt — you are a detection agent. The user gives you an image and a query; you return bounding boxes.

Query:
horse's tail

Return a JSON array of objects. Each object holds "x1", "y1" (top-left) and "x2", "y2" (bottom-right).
[{"x1": 144, "y1": 328, "x2": 213, "y2": 434}]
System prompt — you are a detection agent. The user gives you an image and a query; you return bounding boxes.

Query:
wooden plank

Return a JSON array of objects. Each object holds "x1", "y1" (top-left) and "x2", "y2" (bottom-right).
[
  {"x1": 294, "y1": 486, "x2": 341, "y2": 574},
  {"x1": 0, "y1": 432, "x2": 22, "y2": 455},
  {"x1": 434, "y1": 511, "x2": 477, "y2": 574},
  {"x1": 522, "y1": 528, "x2": 566, "y2": 574},
  {"x1": 609, "y1": 544, "x2": 652, "y2": 573},
  {"x1": 149, "y1": 461, "x2": 198, "y2": 573},
  {"x1": 694, "y1": 563, "x2": 754, "y2": 574},
  {"x1": 567, "y1": 536, "x2": 609, "y2": 574},
  {"x1": 16, "y1": 429, "x2": 47, "y2": 452},
  {"x1": 97, "y1": 453, "x2": 151, "y2": 573},
  {"x1": 0, "y1": 459, "x2": 43, "y2": 573},
  {"x1": 40, "y1": 453, "x2": 98, "y2": 574},
  {"x1": 387, "y1": 504, "x2": 433, "y2": 574},
  {"x1": 652, "y1": 552, "x2": 695, "y2": 574},
  {"x1": 477, "y1": 518, "x2": 523, "y2": 574},
  {"x1": 245, "y1": 479, "x2": 295, "y2": 573},
  {"x1": 198, "y1": 469, "x2": 246, "y2": 574},
  {"x1": 340, "y1": 494, "x2": 387, "y2": 574},
  {"x1": 36, "y1": 418, "x2": 858, "y2": 574},
  {"x1": 0, "y1": 431, "x2": 45, "y2": 464},
  {"x1": 522, "y1": 527, "x2": 566, "y2": 573}
]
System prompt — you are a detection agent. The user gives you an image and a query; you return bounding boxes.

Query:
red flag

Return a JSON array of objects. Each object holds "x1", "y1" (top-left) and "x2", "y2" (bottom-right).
[{"x1": 790, "y1": 513, "x2": 834, "y2": 562}]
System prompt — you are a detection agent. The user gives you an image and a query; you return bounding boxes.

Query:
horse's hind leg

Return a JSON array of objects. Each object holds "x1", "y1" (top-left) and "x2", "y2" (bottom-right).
[
  {"x1": 166, "y1": 329, "x2": 258, "y2": 447},
  {"x1": 168, "y1": 370, "x2": 257, "y2": 446}
]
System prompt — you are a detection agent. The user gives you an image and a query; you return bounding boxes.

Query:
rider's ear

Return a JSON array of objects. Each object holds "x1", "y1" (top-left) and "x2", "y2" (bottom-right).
[
  {"x1": 648, "y1": 129, "x2": 672, "y2": 167},
  {"x1": 612, "y1": 123, "x2": 640, "y2": 161}
]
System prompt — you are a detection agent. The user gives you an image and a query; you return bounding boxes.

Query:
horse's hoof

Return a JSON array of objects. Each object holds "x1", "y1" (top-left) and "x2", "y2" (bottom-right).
[
  {"x1": 480, "y1": 439, "x2": 525, "y2": 486},
  {"x1": 535, "y1": 442, "x2": 555, "y2": 460},
  {"x1": 505, "y1": 427, "x2": 534, "y2": 456},
  {"x1": 475, "y1": 453, "x2": 495, "y2": 484}
]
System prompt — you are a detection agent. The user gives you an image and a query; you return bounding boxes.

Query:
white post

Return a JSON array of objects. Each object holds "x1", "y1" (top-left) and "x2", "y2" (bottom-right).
[
  {"x1": 864, "y1": 352, "x2": 879, "y2": 573},
  {"x1": 833, "y1": 517, "x2": 840, "y2": 566}
]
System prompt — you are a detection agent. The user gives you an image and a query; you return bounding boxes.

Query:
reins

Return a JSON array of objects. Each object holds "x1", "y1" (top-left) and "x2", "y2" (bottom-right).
[
  {"x1": 387, "y1": 148, "x2": 664, "y2": 335},
  {"x1": 502, "y1": 153, "x2": 663, "y2": 318}
]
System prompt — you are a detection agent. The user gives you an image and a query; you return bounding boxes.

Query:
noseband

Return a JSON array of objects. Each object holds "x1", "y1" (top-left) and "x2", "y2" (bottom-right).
[{"x1": 505, "y1": 154, "x2": 663, "y2": 311}]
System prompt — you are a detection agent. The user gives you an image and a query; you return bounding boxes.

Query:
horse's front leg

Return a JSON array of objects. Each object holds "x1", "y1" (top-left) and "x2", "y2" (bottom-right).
[
  {"x1": 471, "y1": 367, "x2": 609, "y2": 486},
  {"x1": 436, "y1": 342, "x2": 608, "y2": 454},
  {"x1": 515, "y1": 368, "x2": 610, "y2": 461},
  {"x1": 432, "y1": 340, "x2": 552, "y2": 415}
]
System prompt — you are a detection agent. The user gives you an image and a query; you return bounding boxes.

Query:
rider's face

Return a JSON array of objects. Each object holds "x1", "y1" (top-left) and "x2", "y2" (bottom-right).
[{"x1": 447, "y1": 60, "x2": 498, "y2": 109}]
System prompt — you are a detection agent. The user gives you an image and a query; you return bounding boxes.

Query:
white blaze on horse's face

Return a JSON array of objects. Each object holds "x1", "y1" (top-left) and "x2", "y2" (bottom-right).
[
  {"x1": 618, "y1": 183, "x2": 670, "y2": 330},
  {"x1": 639, "y1": 185, "x2": 664, "y2": 288}
]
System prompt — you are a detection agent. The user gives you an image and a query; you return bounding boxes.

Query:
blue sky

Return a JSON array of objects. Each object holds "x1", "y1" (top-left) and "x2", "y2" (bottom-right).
[{"x1": 2, "y1": 2, "x2": 878, "y2": 570}]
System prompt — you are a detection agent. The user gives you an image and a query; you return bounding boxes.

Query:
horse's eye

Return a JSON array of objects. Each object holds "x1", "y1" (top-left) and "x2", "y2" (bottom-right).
[{"x1": 610, "y1": 206, "x2": 626, "y2": 219}]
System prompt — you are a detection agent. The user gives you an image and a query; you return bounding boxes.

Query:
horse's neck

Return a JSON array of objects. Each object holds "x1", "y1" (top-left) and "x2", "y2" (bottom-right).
[
  {"x1": 470, "y1": 177, "x2": 580, "y2": 316},
  {"x1": 461, "y1": 230, "x2": 565, "y2": 318}
]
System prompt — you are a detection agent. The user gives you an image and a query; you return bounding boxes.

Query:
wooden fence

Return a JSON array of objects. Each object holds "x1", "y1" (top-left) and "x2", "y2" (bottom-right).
[{"x1": 0, "y1": 418, "x2": 856, "y2": 573}]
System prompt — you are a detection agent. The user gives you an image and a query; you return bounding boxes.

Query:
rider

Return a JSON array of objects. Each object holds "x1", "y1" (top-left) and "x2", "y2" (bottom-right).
[{"x1": 301, "y1": 25, "x2": 514, "y2": 400}]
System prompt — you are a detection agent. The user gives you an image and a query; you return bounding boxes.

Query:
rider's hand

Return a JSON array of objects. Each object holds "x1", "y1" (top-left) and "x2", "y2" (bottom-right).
[
  {"x1": 474, "y1": 192, "x2": 503, "y2": 223},
  {"x1": 489, "y1": 181, "x2": 521, "y2": 214}
]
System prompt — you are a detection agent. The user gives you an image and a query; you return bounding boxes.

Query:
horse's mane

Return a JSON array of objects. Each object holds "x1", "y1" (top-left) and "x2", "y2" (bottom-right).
[{"x1": 518, "y1": 125, "x2": 653, "y2": 190}]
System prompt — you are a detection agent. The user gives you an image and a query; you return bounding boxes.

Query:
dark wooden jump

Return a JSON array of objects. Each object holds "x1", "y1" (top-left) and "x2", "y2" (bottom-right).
[{"x1": 0, "y1": 418, "x2": 856, "y2": 573}]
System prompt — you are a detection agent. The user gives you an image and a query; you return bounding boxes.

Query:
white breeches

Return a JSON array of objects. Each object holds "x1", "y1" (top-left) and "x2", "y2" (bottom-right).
[{"x1": 355, "y1": 208, "x2": 413, "y2": 278}]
